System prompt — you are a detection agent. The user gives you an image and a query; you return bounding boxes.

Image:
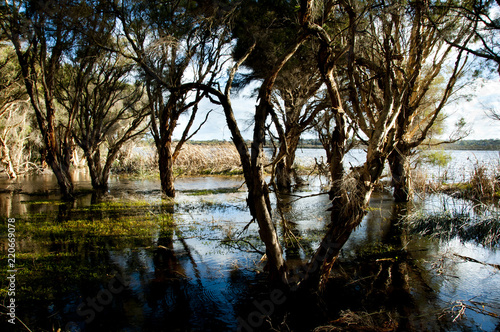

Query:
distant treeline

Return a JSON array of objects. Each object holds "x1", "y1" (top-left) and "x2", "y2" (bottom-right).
[
  {"x1": 440, "y1": 139, "x2": 500, "y2": 151},
  {"x1": 184, "y1": 139, "x2": 500, "y2": 151}
]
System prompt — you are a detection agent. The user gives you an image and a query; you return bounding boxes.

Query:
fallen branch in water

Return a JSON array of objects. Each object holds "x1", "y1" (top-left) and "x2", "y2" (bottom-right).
[
  {"x1": 440, "y1": 297, "x2": 500, "y2": 322},
  {"x1": 454, "y1": 254, "x2": 500, "y2": 270}
]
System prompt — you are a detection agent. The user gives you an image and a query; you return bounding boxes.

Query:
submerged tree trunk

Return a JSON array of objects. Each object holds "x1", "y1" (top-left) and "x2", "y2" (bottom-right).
[
  {"x1": 47, "y1": 157, "x2": 74, "y2": 198},
  {"x1": 158, "y1": 138, "x2": 176, "y2": 198},
  {"x1": 302, "y1": 149, "x2": 387, "y2": 290},
  {"x1": 388, "y1": 145, "x2": 414, "y2": 203},
  {"x1": 275, "y1": 131, "x2": 301, "y2": 192},
  {"x1": 86, "y1": 149, "x2": 104, "y2": 191},
  {"x1": 45, "y1": 129, "x2": 74, "y2": 198}
]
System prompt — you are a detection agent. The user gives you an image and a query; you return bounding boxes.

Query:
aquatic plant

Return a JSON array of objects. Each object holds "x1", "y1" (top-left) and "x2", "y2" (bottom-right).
[
  {"x1": 403, "y1": 207, "x2": 500, "y2": 247},
  {"x1": 468, "y1": 162, "x2": 498, "y2": 200}
]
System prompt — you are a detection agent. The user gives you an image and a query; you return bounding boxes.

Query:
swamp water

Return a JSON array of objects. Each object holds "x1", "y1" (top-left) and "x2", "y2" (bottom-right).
[{"x1": 0, "y1": 172, "x2": 499, "y2": 331}]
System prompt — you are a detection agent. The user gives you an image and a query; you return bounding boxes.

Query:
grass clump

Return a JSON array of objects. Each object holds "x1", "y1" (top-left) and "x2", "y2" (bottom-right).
[
  {"x1": 404, "y1": 208, "x2": 500, "y2": 248},
  {"x1": 413, "y1": 159, "x2": 500, "y2": 202}
]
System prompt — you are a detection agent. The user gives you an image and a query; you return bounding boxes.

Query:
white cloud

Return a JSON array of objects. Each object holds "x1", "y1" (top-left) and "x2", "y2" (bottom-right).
[
  {"x1": 442, "y1": 78, "x2": 500, "y2": 140},
  {"x1": 173, "y1": 84, "x2": 259, "y2": 141}
]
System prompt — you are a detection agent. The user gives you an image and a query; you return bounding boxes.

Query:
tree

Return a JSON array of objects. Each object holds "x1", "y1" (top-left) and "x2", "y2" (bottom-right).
[
  {"x1": 297, "y1": 0, "x2": 472, "y2": 290},
  {"x1": 57, "y1": 50, "x2": 149, "y2": 192},
  {"x1": 0, "y1": 41, "x2": 31, "y2": 178},
  {"x1": 384, "y1": 0, "x2": 472, "y2": 202},
  {"x1": 232, "y1": 1, "x2": 324, "y2": 192},
  {"x1": 437, "y1": 0, "x2": 500, "y2": 77},
  {"x1": 2, "y1": 0, "x2": 81, "y2": 197},
  {"x1": 170, "y1": 0, "x2": 313, "y2": 282},
  {"x1": 269, "y1": 47, "x2": 325, "y2": 192},
  {"x1": 112, "y1": 0, "x2": 226, "y2": 197}
]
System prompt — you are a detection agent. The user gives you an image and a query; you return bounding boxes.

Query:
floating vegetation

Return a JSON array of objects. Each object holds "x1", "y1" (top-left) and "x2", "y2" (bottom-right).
[
  {"x1": 20, "y1": 199, "x2": 67, "y2": 205},
  {"x1": 182, "y1": 187, "x2": 242, "y2": 196},
  {"x1": 2, "y1": 200, "x2": 175, "y2": 243},
  {"x1": 403, "y1": 208, "x2": 500, "y2": 248}
]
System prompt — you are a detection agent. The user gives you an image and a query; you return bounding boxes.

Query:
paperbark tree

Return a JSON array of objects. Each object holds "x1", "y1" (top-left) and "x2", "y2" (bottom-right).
[
  {"x1": 232, "y1": 1, "x2": 324, "y2": 192},
  {"x1": 57, "y1": 50, "x2": 149, "y2": 192},
  {"x1": 173, "y1": 1, "x2": 313, "y2": 281},
  {"x1": 299, "y1": 0, "x2": 472, "y2": 290},
  {"x1": 270, "y1": 58, "x2": 324, "y2": 192},
  {"x1": 179, "y1": 36, "x2": 308, "y2": 282},
  {"x1": 0, "y1": 42, "x2": 30, "y2": 178},
  {"x1": 383, "y1": 0, "x2": 472, "y2": 202},
  {"x1": 112, "y1": 0, "x2": 226, "y2": 197},
  {"x1": 2, "y1": 0, "x2": 79, "y2": 197}
]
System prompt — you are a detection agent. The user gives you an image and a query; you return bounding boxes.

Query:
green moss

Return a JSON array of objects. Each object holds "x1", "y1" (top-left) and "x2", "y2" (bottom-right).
[
  {"x1": 183, "y1": 187, "x2": 241, "y2": 196},
  {"x1": 355, "y1": 242, "x2": 400, "y2": 259},
  {"x1": 20, "y1": 199, "x2": 66, "y2": 205}
]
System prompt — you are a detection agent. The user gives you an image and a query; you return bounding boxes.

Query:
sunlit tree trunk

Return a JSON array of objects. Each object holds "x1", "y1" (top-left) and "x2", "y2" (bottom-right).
[
  {"x1": 0, "y1": 138, "x2": 17, "y2": 179},
  {"x1": 303, "y1": 147, "x2": 387, "y2": 290},
  {"x1": 7, "y1": 2, "x2": 76, "y2": 198}
]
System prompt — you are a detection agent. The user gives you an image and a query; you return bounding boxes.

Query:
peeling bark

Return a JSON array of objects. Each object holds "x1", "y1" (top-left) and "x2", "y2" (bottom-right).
[{"x1": 0, "y1": 138, "x2": 17, "y2": 179}]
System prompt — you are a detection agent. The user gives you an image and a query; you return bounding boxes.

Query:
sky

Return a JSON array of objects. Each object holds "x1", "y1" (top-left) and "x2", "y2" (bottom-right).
[
  {"x1": 444, "y1": 77, "x2": 500, "y2": 140},
  {"x1": 173, "y1": 76, "x2": 500, "y2": 142}
]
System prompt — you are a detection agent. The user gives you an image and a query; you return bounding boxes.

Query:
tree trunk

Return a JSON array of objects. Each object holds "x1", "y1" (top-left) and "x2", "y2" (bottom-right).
[
  {"x1": 44, "y1": 131, "x2": 74, "y2": 198},
  {"x1": 47, "y1": 156, "x2": 74, "y2": 198},
  {"x1": 275, "y1": 159, "x2": 291, "y2": 191},
  {"x1": 0, "y1": 139, "x2": 17, "y2": 179},
  {"x1": 250, "y1": 98, "x2": 288, "y2": 282},
  {"x1": 388, "y1": 145, "x2": 413, "y2": 203},
  {"x1": 275, "y1": 133, "x2": 301, "y2": 192},
  {"x1": 86, "y1": 149, "x2": 104, "y2": 190},
  {"x1": 158, "y1": 139, "x2": 176, "y2": 198},
  {"x1": 301, "y1": 146, "x2": 387, "y2": 290},
  {"x1": 301, "y1": 172, "x2": 373, "y2": 290}
]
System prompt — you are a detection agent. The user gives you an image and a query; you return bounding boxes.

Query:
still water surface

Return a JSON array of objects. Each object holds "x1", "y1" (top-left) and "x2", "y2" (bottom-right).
[{"x1": 0, "y1": 150, "x2": 499, "y2": 331}]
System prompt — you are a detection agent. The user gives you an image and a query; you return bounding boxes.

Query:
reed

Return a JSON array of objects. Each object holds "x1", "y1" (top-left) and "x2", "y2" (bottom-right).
[
  {"x1": 404, "y1": 206, "x2": 500, "y2": 248},
  {"x1": 109, "y1": 142, "x2": 244, "y2": 176},
  {"x1": 173, "y1": 143, "x2": 243, "y2": 175},
  {"x1": 468, "y1": 162, "x2": 498, "y2": 200},
  {"x1": 413, "y1": 160, "x2": 500, "y2": 201}
]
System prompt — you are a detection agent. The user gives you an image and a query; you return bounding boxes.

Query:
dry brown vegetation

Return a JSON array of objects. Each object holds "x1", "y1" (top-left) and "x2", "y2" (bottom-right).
[
  {"x1": 412, "y1": 162, "x2": 500, "y2": 202},
  {"x1": 173, "y1": 143, "x2": 243, "y2": 175},
  {"x1": 109, "y1": 142, "x2": 244, "y2": 176}
]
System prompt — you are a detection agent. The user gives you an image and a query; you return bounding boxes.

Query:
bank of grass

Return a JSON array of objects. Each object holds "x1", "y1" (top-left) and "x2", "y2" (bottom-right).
[{"x1": 111, "y1": 142, "x2": 245, "y2": 177}]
